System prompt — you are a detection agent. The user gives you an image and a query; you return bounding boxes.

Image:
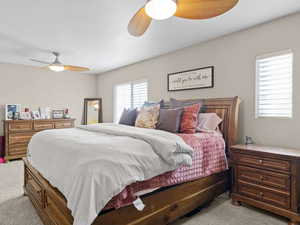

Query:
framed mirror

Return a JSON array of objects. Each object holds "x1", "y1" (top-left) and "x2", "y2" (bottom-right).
[{"x1": 83, "y1": 98, "x2": 102, "y2": 125}]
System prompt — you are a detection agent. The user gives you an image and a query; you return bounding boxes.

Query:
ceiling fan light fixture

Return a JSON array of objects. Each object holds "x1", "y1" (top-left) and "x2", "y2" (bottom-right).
[
  {"x1": 145, "y1": 0, "x2": 177, "y2": 20},
  {"x1": 48, "y1": 64, "x2": 65, "y2": 72}
]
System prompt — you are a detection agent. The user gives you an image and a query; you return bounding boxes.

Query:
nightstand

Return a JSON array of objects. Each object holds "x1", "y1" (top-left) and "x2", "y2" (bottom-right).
[{"x1": 230, "y1": 144, "x2": 300, "y2": 225}]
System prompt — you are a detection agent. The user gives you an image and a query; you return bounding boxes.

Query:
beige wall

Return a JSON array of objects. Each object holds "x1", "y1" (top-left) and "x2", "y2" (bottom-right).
[
  {"x1": 97, "y1": 13, "x2": 300, "y2": 149},
  {"x1": 0, "y1": 63, "x2": 97, "y2": 135}
]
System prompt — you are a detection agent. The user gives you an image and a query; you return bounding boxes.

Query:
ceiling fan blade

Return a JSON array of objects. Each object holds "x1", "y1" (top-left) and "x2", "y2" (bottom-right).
[
  {"x1": 30, "y1": 59, "x2": 51, "y2": 64},
  {"x1": 63, "y1": 65, "x2": 90, "y2": 72},
  {"x1": 128, "y1": 7, "x2": 152, "y2": 37},
  {"x1": 175, "y1": 0, "x2": 239, "y2": 19}
]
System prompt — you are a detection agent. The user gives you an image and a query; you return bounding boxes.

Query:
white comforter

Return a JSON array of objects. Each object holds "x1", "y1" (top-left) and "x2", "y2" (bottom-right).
[{"x1": 27, "y1": 123, "x2": 193, "y2": 225}]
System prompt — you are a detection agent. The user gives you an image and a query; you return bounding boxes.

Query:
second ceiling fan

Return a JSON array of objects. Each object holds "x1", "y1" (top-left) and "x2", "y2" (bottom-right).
[{"x1": 128, "y1": 0, "x2": 239, "y2": 37}]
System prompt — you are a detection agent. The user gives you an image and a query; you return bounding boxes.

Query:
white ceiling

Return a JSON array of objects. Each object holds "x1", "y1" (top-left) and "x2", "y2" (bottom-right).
[{"x1": 0, "y1": 0, "x2": 300, "y2": 74}]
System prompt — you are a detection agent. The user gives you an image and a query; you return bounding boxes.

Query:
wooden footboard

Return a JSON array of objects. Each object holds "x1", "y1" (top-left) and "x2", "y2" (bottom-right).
[{"x1": 24, "y1": 158, "x2": 229, "y2": 225}]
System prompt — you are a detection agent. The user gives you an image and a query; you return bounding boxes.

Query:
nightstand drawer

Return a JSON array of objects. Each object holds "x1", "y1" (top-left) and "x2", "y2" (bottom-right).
[
  {"x1": 237, "y1": 166, "x2": 290, "y2": 192},
  {"x1": 236, "y1": 153, "x2": 290, "y2": 172},
  {"x1": 238, "y1": 181, "x2": 290, "y2": 209}
]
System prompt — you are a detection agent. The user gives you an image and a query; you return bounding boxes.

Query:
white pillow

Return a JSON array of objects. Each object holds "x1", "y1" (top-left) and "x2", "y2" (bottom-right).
[{"x1": 196, "y1": 113, "x2": 223, "y2": 133}]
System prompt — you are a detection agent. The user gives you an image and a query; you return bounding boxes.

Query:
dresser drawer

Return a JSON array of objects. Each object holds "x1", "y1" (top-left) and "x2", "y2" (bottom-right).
[
  {"x1": 54, "y1": 121, "x2": 73, "y2": 129},
  {"x1": 236, "y1": 153, "x2": 290, "y2": 172},
  {"x1": 33, "y1": 121, "x2": 54, "y2": 131},
  {"x1": 8, "y1": 132, "x2": 35, "y2": 145},
  {"x1": 237, "y1": 166, "x2": 290, "y2": 192},
  {"x1": 7, "y1": 143, "x2": 27, "y2": 156},
  {"x1": 26, "y1": 170, "x2": 44, "y2": 208},
  {"x1": 7, "y1": 121, "x2": 32, "y2": 132},
  {"x1": 238, "y1": 181, "x2": 290, "y2": 209}
]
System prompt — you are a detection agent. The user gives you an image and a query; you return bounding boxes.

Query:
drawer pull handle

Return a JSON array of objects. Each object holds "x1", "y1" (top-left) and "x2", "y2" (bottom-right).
[
  {"x1": 259, "y1": 160, "x2": 263, "y2": 164},
  {"x1": 260, "y1": 176, "x2": 264, "y2": 181},
  {"x1": 259, "y1": 192, "x2": 264, "y2": 197}
]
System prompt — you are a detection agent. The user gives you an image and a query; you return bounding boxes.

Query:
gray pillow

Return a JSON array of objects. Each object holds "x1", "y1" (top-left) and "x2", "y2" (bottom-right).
[
  {"x1": 170, "y1": 98, "x2": 203, "y2": 109},
  {"x1": 156, "y1": 108, "x2": 183, "y2": 133},
  {"x1": 144, "y1": 100, "x2": 164, "y2": 108},
  {"x1": 119, "y1": 108, "x2": 138, "y2": 126}
]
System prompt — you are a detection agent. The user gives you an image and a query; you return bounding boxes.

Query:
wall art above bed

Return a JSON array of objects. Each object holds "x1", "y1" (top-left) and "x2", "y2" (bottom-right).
[{"x1": 168, "y1": 66, "x2": 214, "y2": 91}]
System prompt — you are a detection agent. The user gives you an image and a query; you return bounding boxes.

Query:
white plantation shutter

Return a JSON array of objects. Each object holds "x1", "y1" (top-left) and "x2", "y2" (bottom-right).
[
  {"x1": 256, "y1": 50, "x2": 293, "y2": 118},
  {"x1": 114, "y1": 83, "x2": 132, "y2": 122},
  {"x1": 133, "y1": 81, "x2": 148, "y2": 109},
  {"x1": 114, "y1": 80, "x2": 148, "y2": 122}
]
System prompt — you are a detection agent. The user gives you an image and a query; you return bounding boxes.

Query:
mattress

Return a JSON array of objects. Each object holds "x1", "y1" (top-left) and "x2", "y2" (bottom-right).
[{"x1": 104, "y1": 131, "x2": 228, "y2": 210}]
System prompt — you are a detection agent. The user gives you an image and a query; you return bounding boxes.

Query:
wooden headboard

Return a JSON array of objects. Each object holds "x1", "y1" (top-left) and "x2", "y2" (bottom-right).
[
  {"x1": 166, "y1": 96, "x2": 241, "y2": 152},
  {"x1": 202, "y1": 96, "x2": 241, "y2": 152}
]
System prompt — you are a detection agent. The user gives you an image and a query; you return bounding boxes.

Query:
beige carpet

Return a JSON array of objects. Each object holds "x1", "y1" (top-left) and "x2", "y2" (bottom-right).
[{"x1": 0, "y1": 161, "x2": 288, "y2": 225}]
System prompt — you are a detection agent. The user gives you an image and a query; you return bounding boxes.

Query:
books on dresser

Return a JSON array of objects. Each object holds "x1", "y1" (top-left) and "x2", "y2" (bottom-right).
[{"x1": 230, "y1": 144, "x2": 300, "y2": 225}]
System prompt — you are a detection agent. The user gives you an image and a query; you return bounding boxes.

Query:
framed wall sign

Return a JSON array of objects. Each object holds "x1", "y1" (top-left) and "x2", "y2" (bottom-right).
[{"x1": 168, "y1": 66, "x2": 214, "y2": 91}]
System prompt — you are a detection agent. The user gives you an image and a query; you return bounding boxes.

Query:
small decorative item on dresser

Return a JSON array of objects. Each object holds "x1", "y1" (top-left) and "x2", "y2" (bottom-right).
[
  {"x1": 5, "y1": 104, "x2": 21, "y2": 120},
  {"x1": 45, "y1": 107, "x2": 51, "y2": 119},
  {"x1": 39, "y1": 107, "x2": 46, "y2": 119},
  {"x1": 12, "y1": 112, "x2": 20, "y2": 120},
  {"x1": 64, "y1": 108, "x2": 71, "y2": 119},
  {"x1": 230, "y1": 144, "x2": 300, "y2": 225},
  {"x1": 52, "y1": 110, "x2": 64, "y2": 119},
  {"x1": 31, "y1": 111, "x2": 41, "y2": 120},
  {"x1": 20, "y1": 112, "x2": 32, "y2": 120}
]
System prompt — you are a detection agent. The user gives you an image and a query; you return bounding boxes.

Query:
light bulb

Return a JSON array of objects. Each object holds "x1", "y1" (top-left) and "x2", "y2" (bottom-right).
[
  {"x1": 145, "y1": 0, "x2": 177, "y2": 20},
  {"x1": 48, "y1": 64, "x2": 65, "y2": 72}
]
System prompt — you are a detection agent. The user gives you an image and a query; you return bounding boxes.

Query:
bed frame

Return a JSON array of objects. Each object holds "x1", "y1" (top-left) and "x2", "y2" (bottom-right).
[{"x1": 24, "y1": 96, "x2": 241, "y2": 225}]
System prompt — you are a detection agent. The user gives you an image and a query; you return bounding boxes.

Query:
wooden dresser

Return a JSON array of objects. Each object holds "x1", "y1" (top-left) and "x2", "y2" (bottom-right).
[
  {"x1": 231, "y1": 144, "x2": 300, "y2": 225},
  {"x1": 4, "y1": 119, "x2": 75, "y2": 161}
]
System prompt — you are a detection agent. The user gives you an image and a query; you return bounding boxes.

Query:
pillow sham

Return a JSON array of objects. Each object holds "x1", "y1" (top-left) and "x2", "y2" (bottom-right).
[
  {"x1": 196, "y1": 113, "x2": 223, "y2": 133},
  {"x1": 180, "y1": 104, "x2": 201, "y2": 134},
  {"x1": 135, "y1": 104, "x2": 160, "y2": 129},
  {"x1": 170, "y1": 98, "x2": 203, "y2": 109},
  {"x1": 119, "y1": 108, "x2": 138, "y2": 126},
  {"x1": 143, "y1": 100, "x2": 164, "y2": 108},
  {"x1": 156, "y1": 108, "x2": 183, "y2": 133}
]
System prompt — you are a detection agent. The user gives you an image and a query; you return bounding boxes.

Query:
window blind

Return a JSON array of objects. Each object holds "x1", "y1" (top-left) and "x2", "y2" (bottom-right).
[
  {"x1": 133, "y1": 81, "x2": 148, "y2": 109},
  {"x1": 114, "y1": 80, "x2": 148, "y2": 122},
  {"x1": 256, "y1": 50, "x2": 293, "y2": 118}
]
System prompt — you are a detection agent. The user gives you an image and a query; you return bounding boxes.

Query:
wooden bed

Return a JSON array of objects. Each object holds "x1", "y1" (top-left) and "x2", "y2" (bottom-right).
[{"x1": 24, "y1": 96, "x2": 241, "y2": 225}]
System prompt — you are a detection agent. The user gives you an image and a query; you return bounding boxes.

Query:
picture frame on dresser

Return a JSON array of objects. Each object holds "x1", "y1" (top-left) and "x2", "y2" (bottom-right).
[
  {"x1": 5, "y1": 104, "x2": 21, "y2": 120},
  {"x1": 52, "y1": 110, "x2": 64, "y2": 119}
]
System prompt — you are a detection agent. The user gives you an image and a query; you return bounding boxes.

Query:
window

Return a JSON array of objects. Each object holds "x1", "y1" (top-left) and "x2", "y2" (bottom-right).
[
  {"x1": 256, "y1": 50, "x2": 293, "y2": 118},
  {"x1": 114, "y1": 80, "x2": 148, "y2": 122}
]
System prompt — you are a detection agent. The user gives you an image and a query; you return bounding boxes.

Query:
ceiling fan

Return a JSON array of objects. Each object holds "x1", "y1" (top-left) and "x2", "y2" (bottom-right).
[
  {"x1": 30, "y1": 52, "x2": 90, "y2": 72},
  {"x1": 128, "y1": 0, "x2": 239, "y2": 37}
]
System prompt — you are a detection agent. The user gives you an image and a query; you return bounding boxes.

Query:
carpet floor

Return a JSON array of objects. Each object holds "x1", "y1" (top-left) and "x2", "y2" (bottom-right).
[{"x1": 0, "y1": 161, "x2": 289, "y2": 225}]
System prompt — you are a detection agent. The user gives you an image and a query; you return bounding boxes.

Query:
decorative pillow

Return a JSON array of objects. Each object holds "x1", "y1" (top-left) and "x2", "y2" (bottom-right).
[
  {"x1": 143, "y1": 100, "x2": 164, "y2": 108},
  {"x1": 170, "y1": 98, "x2": 203, "y2": 109},
  {"x1": 196, "y1": 113, "x2": 223, "y2": 133},
  {"x1": 135, "y1": 104, "x2": 160, "y2": 129},
  {"x1": 156, "y1": 108, "x2": 183, "y2": 133},
  {"x1": 119, "y1": 108, "x2": 138, "y2": 126},
  {"x1": 180, "y1": 104, "x2": 201, "y2": 134}
]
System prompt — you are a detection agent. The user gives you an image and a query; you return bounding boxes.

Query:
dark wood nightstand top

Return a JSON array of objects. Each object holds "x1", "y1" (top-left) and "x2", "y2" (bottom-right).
[{"x1": 231, "y1": 144, "x2": 300, "y2": 159}]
